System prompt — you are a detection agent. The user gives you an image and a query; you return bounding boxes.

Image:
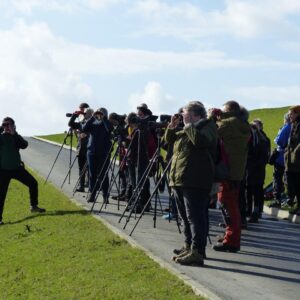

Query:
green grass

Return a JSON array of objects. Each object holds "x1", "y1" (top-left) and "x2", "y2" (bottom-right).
[
  {"x1": 38, "y1": 133, "x2": 77, "y2": 148},
  {"x1": 0, "y1": 170, "x2": 202, "y2": 300}
]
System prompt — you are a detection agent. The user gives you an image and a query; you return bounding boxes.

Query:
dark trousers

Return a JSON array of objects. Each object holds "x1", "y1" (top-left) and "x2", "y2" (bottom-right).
[
  {"x1": 137, "y1": 159, "x2": 150, "y2": 208},
  {"x1": 172, "y1": 187, "x2": 210, "y2": 253},
  {"x1": 273, "y1": 163, "x2": 285, "y2": 201},
  {"x1": 286, "y1": 172, "x2": 300, "y2": 206},
  {"x1": 247, "y1": 184, "x2": 264, "y2": 216},
  {"x1": 0, "y1": 167, "x2": 38, "y2": 221},
  {"x1": 87, "y1": 153, "x2": 110, "y2": 201},
  {"x1": 78, "y1": 152, "x2": 87, "y2": 189}
]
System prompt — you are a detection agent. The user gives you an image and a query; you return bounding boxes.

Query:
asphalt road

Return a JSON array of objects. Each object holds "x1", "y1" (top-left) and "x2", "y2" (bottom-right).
[{"x1": 21, "y1": 137, "x2": 300, "y2": 300}]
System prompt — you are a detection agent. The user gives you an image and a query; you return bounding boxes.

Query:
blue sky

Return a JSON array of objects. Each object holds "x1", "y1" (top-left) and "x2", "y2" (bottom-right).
[{"x1": 0, "y1": 0, "x2": 300, "y2": 135}]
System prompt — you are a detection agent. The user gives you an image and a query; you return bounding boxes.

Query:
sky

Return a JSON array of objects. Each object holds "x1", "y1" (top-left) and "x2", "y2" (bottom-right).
[{"x1": 0, "y1": 0, "x2": 300, "y2": 135}]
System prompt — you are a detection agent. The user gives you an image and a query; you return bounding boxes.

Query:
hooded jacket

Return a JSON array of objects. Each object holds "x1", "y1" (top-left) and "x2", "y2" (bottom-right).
[
  {"x1": 217, "y1": 112, "x2": 251, "y2": 181},
  {"x1": 165, "y1": 118, "x2": 217, "y2": 189}
]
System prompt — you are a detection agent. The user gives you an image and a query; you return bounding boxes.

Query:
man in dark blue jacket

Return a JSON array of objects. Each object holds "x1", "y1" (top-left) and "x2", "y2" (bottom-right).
[
  {"x1": 0, "y1": 117, "x2": 45, "y2": 225},
  {"x1": 82, "y1": 108, "x2": 113, "y2": 203}
]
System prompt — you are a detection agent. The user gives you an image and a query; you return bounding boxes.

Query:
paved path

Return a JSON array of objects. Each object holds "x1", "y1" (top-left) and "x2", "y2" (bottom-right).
[{"x1": 22, "y1": 137, "x2": 300, "y2": 300}]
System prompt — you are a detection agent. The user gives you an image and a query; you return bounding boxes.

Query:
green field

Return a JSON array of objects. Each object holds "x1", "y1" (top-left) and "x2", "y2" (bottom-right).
[{"x1": 0, "y1": 169, "x2": 201, "y2": 300}]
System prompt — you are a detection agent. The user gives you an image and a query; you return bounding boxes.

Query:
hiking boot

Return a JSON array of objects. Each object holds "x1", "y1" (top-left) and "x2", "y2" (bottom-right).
[
  {"x1": 213, "y1": 242, "x2": 240, "y2": 253},
  {"x1": 175, "y1": 248, "x2": 204, "y2": 266},
  {"x1": 30, "y1": 206, "x2": 46, "y2": 213},
  {"x1": 172, "y1": 243, "x2": 191, "y2": 260}
]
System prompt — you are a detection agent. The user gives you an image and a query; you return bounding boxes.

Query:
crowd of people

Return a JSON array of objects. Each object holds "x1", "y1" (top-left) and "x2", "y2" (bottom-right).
[{"x1": 0, "y1": 101, "x2": 299, "y2": 268}]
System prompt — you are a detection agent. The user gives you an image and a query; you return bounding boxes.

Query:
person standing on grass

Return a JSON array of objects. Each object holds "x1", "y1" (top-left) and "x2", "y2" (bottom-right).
[{"x1": 0, "y1": 117, "x2": 45, "y2": 225}]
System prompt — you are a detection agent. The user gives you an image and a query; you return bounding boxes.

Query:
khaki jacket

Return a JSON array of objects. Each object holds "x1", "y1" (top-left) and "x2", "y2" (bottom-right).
[
  {"x1": 165, "y1": 119, "x2": 217, "y2": 189},
  {"x1": 217, "y1": 112, "x2": 250, "y2": 181}
]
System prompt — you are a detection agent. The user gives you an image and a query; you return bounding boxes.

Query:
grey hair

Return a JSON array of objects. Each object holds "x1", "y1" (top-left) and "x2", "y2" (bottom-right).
[
  {"x1": 84, "y1": 108, "x2": 94, "y2": 119},
  {"x1": 183, "y1": 101, "x2": 207, "y2": 118},
  {"x1": 284, "y1": 112, "x2": 290, "y2": 123}
]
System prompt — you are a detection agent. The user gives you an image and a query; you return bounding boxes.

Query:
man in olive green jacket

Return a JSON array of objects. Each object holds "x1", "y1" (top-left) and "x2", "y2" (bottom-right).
[
  {"x1": 164, "y1": 101, "x2": 218, "y2": 266},
  {"x1": 213, "y1": 101, "x2": 250, "y2": 252}
]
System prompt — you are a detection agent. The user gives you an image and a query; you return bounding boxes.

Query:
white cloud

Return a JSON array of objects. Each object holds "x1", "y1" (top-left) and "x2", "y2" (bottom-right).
[
  {"x1": 0, "y1": 20, "x2": 94, "y2": 135},
  {"x1": 233, "y1": 85, "x2": 300, "y2": 109},
  {"x1": 130, "y1": 0, "x2": 300, "y2": 40},
  {"x1": 128, "y1": 82, "x2": 176, "y2": 115},
  {"x1": 1, "y1": 19, "x2": 300, "y2": 135},
  {"x1": 0, "y1": 0, "x2": 126, "y2": 14}
]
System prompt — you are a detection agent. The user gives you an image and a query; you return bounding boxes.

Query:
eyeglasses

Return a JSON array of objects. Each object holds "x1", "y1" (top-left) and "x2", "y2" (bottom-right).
[{"x1": 2, "y1": 123, "x2": 10, "y2": 127}]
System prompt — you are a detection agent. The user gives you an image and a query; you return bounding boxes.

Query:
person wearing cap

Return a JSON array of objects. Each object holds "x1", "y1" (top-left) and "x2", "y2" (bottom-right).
[
  {"x1": 68, "y1": 103, "x2": 91, "y2": 192},
  {"x1": 285, "y1": 105, "x2": 300, "y2": 215},
  {"x1": 82, "y1": 107, "x2": 113, "y2": 203},
  {"x1": 0, "y1": 117, "x2": 45, "y2": 225}
]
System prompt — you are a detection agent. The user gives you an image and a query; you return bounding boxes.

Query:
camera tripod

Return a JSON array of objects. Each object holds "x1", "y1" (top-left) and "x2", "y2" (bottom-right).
[
  {"x1": 88, "y1": 138, "x2": 123, "y2": 213},
  {"x1": 89, "y1": 130, "x2": 139, "y2": 213},
  {"x1": 44, "y1": 127, "x2": 74, "y2": 185},
  {"x1": 118, "y1": 128, "x2": 181, "y2": 235}
]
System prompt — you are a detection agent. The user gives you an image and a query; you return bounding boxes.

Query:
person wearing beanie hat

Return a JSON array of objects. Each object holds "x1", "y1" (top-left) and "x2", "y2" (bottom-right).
[
  {"x1": 0, "y1": 117, "x2": 46, "y2": 224},
  {"x1": 82, "y1": 107, "x2": 113, "y2": 203},
  {"x1": 285, "y1": 105, "x2": 300, "y2": 215}
]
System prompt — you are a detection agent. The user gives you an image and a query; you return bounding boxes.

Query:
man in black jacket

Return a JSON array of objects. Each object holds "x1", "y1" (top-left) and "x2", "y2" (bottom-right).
[
  {"x1": 0, "y1": 117, "x2": 45, "y2": 225},
  {"x1": 68, "y1": 103, "x2": 91, "y2": 192}
]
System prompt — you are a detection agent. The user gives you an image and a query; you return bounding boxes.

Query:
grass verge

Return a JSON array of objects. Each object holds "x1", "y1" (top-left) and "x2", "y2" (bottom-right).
[{"x1": 0, "y1": 169, "x2": 202, "y2": 300}]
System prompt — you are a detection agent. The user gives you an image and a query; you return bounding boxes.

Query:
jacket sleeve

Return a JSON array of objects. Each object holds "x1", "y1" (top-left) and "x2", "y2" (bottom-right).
[
  {"x1": 14, "y1": 134, "x2": 28, "y2": 149},
  {"x1": 275, "y1": 124, "x2": 291, "y2": 149},
  {"x1": 184, "y1": 123, "x2": 215, "y2": 148},
  {"x1": 164, "y1": 127, "x2": 177, "y2": 145},
  {"x1": 82, "y1": 117, "x2": 95, "y2": 133}
]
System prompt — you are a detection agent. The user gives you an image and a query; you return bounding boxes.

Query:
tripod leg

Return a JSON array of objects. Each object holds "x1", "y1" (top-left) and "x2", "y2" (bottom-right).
[
  {"x1": 44, "y1": 129, "x2": 72, "y2": 184},
  {"x1": 61, "y1": 155, "x2": 78, "y2": 189}
]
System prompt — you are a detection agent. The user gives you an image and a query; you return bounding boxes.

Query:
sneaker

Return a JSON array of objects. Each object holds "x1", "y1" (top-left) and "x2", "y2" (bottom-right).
[
  {"x1": 0, "y1": 220, "x2": 4, "y2": 226},
  {"x1": 30, "y1": 206, "x2": 46, "y2": 213},
  {"x1": 175, "y1": 248, "x2": 204, "y2": 266},
  {"x1": 76, "y1": 187, "x2": 85, "y2": 193},
  {"x1": 162, "y1": 213, "x2": 174, "y2": 220},
  {"x1": 213, "y1": 242, "x2": 240, "y2": 253}
]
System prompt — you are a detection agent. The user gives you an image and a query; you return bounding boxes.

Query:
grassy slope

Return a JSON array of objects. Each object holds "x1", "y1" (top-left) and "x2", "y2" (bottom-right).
[{"x1": 0, "y1": 170, "x2": 201, "y2": 300}]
